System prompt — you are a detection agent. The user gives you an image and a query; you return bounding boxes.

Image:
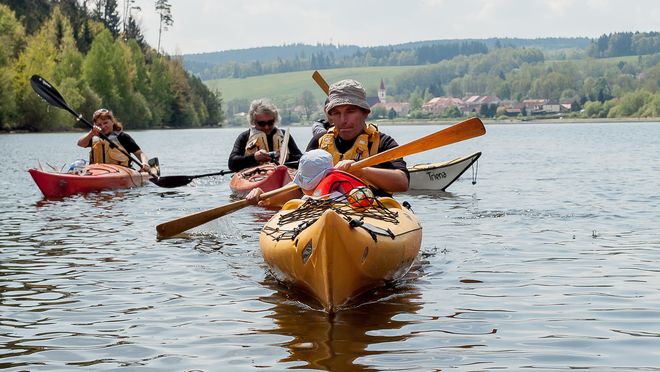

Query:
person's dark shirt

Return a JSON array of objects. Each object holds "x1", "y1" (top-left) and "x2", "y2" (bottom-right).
[{"x1": 228, "y1": 129, "x2": 303, "y2": 172}]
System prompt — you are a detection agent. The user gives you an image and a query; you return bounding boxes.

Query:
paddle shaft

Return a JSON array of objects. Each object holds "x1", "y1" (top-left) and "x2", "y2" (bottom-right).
[
  {"x1": 312, "y1": 71, "x2": 330, "y2": 95},
  {"x1": 155, "y1": 117, "x2": 486, "y2": 239},
  {"x1": 152, "y1": 160, "x2": 301, "y2": 188}
]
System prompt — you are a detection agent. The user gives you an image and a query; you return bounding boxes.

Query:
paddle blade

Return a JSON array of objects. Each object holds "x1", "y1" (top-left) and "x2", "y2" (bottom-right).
[
  {"x1": 350, "y1": 117, "x2": 486, "y2": 171},
  {"x1": 157, "y1": 199, "x2": 249, "y2": 239},
  {"x1": 312, "y1": 70, "x2": 330, "y2": 95},
  {"x1": 151, "y1": 170, "x2": 235, "y2": 188},
  {"x1": 150, "y1": 175, "x2": 194, "y2": 188},
  {"x1": 278, "y1": 128, "x2": 291, "y2": 165},
  {"x1": 30, "y1": 75, "x2": 68, "y2": 109},
  {"x1": 156, "y1": 183, "x2": 299, "y2": 239}
]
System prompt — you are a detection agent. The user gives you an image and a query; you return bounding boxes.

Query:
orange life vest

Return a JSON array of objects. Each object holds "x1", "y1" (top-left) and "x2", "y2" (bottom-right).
[
  {"x1": 318, "y1": 123, "x2": 380, "y2": 164},
  {"x1": 89, "y1": 134, "x2": 130, "y2": 167}
]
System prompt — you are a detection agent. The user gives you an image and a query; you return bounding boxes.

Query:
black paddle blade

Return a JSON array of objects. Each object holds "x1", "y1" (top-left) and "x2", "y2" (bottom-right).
[
  {"x1": 150, "y1": 175, "x2": 194, "y2": 188},
  {"x1": 30, "y1": 75, "x2": 67, "y2": 109}
]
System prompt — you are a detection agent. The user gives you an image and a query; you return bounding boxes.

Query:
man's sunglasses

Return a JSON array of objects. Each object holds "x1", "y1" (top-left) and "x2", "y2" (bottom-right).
[{"x1": 255, "y1": 119, "x2": 275, "y2": 127}]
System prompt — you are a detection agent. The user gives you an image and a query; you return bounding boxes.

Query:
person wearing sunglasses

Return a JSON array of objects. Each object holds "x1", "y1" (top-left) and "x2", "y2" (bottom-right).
[
  {"x1": 306, "y1": 79, "x2": 409, "y2": 196},
  {"x1": 76, "y1": 108, "x2": 152, "y2": 173},
  {"x1": 228, "y1": 98, "x2": 302, "y2": 172}
]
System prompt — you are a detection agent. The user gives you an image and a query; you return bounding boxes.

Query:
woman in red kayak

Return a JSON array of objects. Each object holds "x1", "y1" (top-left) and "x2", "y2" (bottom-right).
[{"x1": 77, "y1": 109, "x2": 152, "y2": 173}]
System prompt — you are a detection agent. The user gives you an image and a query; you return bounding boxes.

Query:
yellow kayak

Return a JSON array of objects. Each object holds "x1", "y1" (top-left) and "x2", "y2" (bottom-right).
[{"x1": 260, "y1": 196, "x2": 422, "y2": 313}]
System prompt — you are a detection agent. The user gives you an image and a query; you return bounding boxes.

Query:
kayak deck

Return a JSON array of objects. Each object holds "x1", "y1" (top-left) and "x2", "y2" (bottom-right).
[
  {"x1": 260, "y1": 195, "x2": 422, "y2": 312},
  {"x1": 408, "y1": 151, "x2": 481, "y2": 191},
  {"x1": 229, "y1": 163, "x2": 295, "y2": 197}
]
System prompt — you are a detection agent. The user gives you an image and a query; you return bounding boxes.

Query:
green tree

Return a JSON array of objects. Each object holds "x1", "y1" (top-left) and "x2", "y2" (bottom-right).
[
  {"x1": 368, "y1": 105, "x2": 387, "y2": 120},
  {"x1": 443, "y1": 105, "x2": 462, "y2": 118},
  {"x1": 82, "y1": 29, "x2": 123, "y2": 113},
  {"x1": 299, "y1": 90, "x2": 315, "y2": 120},
  {"x1": 0, "y1": 4, "x2": 25, "y2": 129},
  {"x1": 638, "y1": 92, "x2": 660, "y2": 117},
  {"x1": 608, "y1": 90, "x2": 651, "y2": 117},
  {"x1": 408, "y1": 88, "x2": 423, "y2": 111},
  {"x1": 146, "y1": 52, "x2": 174, "y2": 126},
  {"x1": 12, "y1": 6, "x2": 80, "y2": 131},
  {"x1": 387, "y1": 107, "x2": 397, "y2": 119}
]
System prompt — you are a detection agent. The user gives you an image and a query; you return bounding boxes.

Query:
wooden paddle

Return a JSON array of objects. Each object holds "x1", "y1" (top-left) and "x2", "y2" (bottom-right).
[
  {"x1": 278, "y1": 127, "x2": 291, "y2": 165},
  {"x1": 156, "y1": 117, "x2": 486, "y2": 239},
  {"x1": 30, "y1": 75, "x2": 160, "y2": 181},
  {"x1": 312, "y1": 70, "x2": 330, "y2": 94}
]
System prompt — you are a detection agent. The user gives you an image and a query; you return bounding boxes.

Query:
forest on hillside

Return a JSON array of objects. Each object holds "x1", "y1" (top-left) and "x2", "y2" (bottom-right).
[
  {"x1": 185, "y1": 34, "x2": 659, "y2": 81},
  {"x1": 387, "y1": 47, "x2": 660, "y2": 120},
  {"x1": 0, "y1": 0, "x2": 224, "y2": 132},
  {"x1": 213, "y1": 41, "x2": 659, "y2": 125}
]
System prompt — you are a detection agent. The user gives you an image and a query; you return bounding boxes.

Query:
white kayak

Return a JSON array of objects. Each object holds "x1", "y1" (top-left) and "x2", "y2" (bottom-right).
[{"x1": 408, "y1": 151, "x2": 481, "y2": 191}]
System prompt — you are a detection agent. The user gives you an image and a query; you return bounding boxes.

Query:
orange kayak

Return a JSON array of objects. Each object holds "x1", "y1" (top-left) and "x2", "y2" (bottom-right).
[
  {"x1": 28, "y1": 163, "x2": 150, "y2": 198},
  {"x1": 229, "y1": 163, "x2": 296, "y2": 198},
  {"x1": 260, "y1": 197, "x2": 422, "y2": 312}
]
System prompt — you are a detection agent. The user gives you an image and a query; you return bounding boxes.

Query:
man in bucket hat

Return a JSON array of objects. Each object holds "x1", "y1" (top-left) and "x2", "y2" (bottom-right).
[
  {"x1": 306, "y1": 79, "x2": 409, "y2": 196},
  {"x1": 245, "y1": 79, "x2": 408, "y2": 206}
]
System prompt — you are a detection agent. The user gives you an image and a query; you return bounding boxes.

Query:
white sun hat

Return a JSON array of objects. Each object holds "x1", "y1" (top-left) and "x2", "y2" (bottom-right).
[{"x1": 293, "y1": 149, "x2": 334, "y2": 190}]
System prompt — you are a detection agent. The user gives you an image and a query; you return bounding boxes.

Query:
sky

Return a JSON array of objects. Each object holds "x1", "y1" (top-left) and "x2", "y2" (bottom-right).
[{"x1": 129, "y1": 0, "x2": 660, "y2": 55}]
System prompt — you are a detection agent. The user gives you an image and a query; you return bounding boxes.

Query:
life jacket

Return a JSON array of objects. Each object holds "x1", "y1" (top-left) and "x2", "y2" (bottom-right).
[
  {"x1": 89, "y1": 133, "x2": 130, "y2": 167},
  {"x1": 318, "y1": 123, "x2": 381, "y2": 164},
  {"x1": 245, "y1": 127, "x2": 283, "y2": 156},
  {"x1": 312, "y1": 170, "x2": 367, "y2": 198}
]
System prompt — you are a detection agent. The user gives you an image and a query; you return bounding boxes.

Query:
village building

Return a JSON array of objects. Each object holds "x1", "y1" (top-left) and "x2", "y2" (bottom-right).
[
  {"x1": 462, "y1": 95, "x2": 501, "y2": 114},
  {"x1": 368, "y1": 78, "x2": 410, "y2": 117},
  {"x1": 421, "y1": 97, "x2": 465, "y2": 114}
]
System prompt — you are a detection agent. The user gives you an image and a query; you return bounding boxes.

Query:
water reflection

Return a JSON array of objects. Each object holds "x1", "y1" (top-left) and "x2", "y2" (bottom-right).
[{"x1": 257, "y1": 276, "x2": 424, "y2": 371}]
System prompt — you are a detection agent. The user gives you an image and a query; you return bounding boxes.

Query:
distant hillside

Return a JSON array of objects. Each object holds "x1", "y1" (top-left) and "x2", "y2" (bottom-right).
[
  {"x1": 182, "y1": 37, "x2": 593, "y2": 80},
  {"x1": 381, "y1": 37, "x2": 591, "y2": 51},
  {"x1": 183, "y1": 37, "x2": 590, "y2": 67},
  {"x1": 184, "y1": 43, "x2": 360, "y2": 66}
]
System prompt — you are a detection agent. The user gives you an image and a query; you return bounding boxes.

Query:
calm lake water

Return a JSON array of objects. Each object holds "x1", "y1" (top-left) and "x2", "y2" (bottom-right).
[{"x1": 1, "y1": 122, "x2": 660, "y2": 371}]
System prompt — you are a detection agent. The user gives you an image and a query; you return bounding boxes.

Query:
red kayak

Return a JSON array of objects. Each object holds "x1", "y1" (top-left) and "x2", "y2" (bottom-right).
[
  {"x1": 229, "y1": 163, "x2": 296, "y2": 198},
  {"x1": 28, "y1": 163, "x2": 150, "y2": 198}
]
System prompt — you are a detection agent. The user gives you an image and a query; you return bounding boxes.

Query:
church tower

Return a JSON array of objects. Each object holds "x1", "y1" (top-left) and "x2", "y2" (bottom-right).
[{"x1": 378, "y1": 78, "x2": 386, "y2": 103}]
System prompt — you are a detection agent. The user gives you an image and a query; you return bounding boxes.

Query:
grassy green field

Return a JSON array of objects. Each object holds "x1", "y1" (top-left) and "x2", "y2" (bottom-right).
[
  {"x1": 204, "y1": 54, "x2": 645, "y2": 103},
  {"x1": 204, "y1": 66, "x2": 426, "y2": 103}
]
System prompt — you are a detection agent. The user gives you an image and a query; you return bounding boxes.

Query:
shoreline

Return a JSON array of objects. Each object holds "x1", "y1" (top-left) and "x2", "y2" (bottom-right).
[
  {"x1": 374, "y1": 117, "x2": 660, "y2": 125},
  {"x1": 3, "y1": 117, "x2": 659, "y2": 134}
]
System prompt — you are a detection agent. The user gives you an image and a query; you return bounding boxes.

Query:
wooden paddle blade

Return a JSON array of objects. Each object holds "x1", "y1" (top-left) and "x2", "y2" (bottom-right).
[
  {"x1": 156, "y1": 183, "x2": 300, "y2": 239},
  {"x1": 278, "y1": 128, "x2": 291, "y2": 165},
  {"x1": 350, "y1": 117, "x2": 486, "y2": 171},
  {"x1": 312, "y1": 70, "x2": 330, "y2": 95},
  {"x1": 157, "y1": 199, "x2": 249, "y2": 239}
]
